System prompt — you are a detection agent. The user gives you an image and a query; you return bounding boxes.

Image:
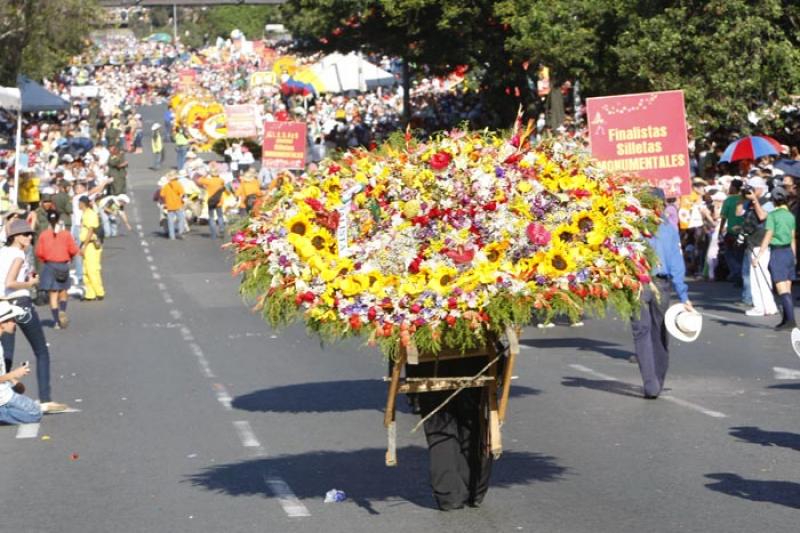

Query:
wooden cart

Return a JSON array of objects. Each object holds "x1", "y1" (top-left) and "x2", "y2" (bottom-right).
[{"x1": 383, "y1": 326, "x2": 521, "y2": 466}]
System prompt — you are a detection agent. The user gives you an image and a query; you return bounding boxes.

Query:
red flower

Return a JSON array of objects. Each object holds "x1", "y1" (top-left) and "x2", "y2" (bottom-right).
[
  {"x1": 571, "y1": 189, "x2": 591, "y2": 198},
  {"x1": 444, "y1": 246, "x2": 475, "y2": 264},
  {"x1": 526, "y1": 223, "x2": 551, "y2": 246},
  {"x1": 408, "y1": 256, "x2": 423, "y2": 274},
  {"x1": 483, "y1": 201, "x2": 497, "y2": 212},
  {"x1": 304, "y1": 197, "x2": 324, "y2": 212},
  {"x1": 429, "y1": 151, "x2": 452, "y2": 171},
  {"x1": 621, "y1": 228, "x2": 633, "y2": 238}
]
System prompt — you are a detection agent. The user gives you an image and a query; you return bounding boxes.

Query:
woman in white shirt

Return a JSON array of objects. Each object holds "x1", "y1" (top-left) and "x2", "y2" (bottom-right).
[{"x1": 0, "y1": 219, "x2": 65, "y2": 412}]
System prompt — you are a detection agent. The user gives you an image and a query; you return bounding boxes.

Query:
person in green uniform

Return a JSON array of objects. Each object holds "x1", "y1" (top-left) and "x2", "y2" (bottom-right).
[
  {"x1": 718, "y1": 179, "x2": 745, "y2": 282},
  {"x1": 107, "y1": 145, "x2": 128, "y2": 196},
  {"x1": 757, "y1": 187, "x2": 796, "y2": 330}
]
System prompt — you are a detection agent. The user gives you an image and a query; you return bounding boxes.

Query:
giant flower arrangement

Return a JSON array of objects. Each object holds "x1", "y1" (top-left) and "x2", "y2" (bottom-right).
[{"x1": 231, "y1": 119, "x2": 661, "y2": 358}]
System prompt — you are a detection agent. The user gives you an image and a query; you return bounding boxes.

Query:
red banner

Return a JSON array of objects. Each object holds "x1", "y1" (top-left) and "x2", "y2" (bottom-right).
[
  {"x1": 225, "y1": 104, "x2": 258, "y2": 138},
  {"x1": 587, "y1": 90, "x2": 691, "y2": 197},
  {"x1": 262, "y1": 121, "x2": 307, "y2": 170}
]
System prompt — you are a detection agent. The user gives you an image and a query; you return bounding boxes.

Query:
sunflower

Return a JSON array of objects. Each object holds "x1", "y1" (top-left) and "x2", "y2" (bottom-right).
[
  {"x1": 287, "y1": 233, "x2": 316, "y2": 260},
  {"x1": 320, "y1": 174, "x2": 341, "y2": 196},
  {"x1": 320, "y1": 257, "x2": 354, "y2": 282},
  {"x1": 398, "y1": 273, "x2": 427, "y2": 296},
  {"x1": 308, "y1": 228, "x2": 335, "y2": 254},
  {"x1": 427, "y1": 265, "x2": 459, "y2": 295},
  {"x1": 592, "y1": 196, "x2": 616, "y2": 218},
  {"x1": 552, "y1": 224, "x2": 581, "y2": 247},
  {"x1": 482, "y1": 241, "x2": 509, "y2": 264},
  {"x1": 285, "y1": 212, "x2": 313, "y2": 237},
  {"x1": 336, "y1": 273, "x2": 370, "y2": 297},
  {"x1": 539, "y1": 246, "x2": 577, "y2": 278}
]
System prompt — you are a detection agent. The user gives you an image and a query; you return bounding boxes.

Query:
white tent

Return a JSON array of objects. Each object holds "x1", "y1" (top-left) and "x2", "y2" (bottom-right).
[
  {"x1": 0, "y1": 87, "x2": 22, "y2": 206},
  {"x1": 312, "y1": 52, "x2": 395, "y2": 93}
]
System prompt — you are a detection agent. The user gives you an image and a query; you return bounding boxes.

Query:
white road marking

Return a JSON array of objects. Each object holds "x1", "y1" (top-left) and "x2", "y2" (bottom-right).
[
  {"x1": 145, "y1": 255, "x2": 153, "y2": 263},
  {"x1": 180, "y1": 326, "x2": 193, "y2": 340},
  {"x1": 233, "y1": 420, "x2": 261, "y2": 448},
  {"x1": 135, "y1": 224, "x2": 143, "y2": 231},
  {"x1": 156, "y1": 282, "x2": 167, "y2": 291},
  {"x1": 163, "y1": 294, "x2": 174, "y2": 304},
  {"x1": 151, "y1": 272, "x2": 161, "y2": 280},
  {"x1": 660, "y1": 395, "x2": 727, "y2": 418},
  {"x1": 264, "y1": 474, "x2": 311, "y2": 518},
  {"x1": 149, "y1": 264, "x2": 157, "y2": 271},
  {"x1": 140, "y1": 240, "x2": 149, "y2": 247},
  {"x1": 568, "y1": 364, "x2": 727, "y2": 418},
  {"x1": 568, "y1": 363, "x2": 616, "y2": 381},
  {"x1": 16, "y1": 423, "x2": 39, "y2": 439},
  {"x1": 773, "y1": 366, "x2": 800, "y2": 380},
  {"x1": 212, "y1": 383, "x2": 231, "y2": 409},
  {"x1": 170, "y1": 309, "x2": 182, "y2": 320}
]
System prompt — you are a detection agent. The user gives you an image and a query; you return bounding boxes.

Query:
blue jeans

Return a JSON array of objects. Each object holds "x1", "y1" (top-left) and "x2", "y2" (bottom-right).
[
  {"x1": 1, "y1": 298, "x2": 51, "y2": 402},
  {"x1": 152, "y1": 150, "x2": 163, "y2": 170},
  {"x1": 742, "y1": 249, "x2": 753, "y2": 305},
  {"x1": 208, "y1": 206, "x2": 225, "y2": 239},
  {"x1": 100, "y1": 211, "x2": 119, "y2": 238},
  {"x1": 166, "y1": 209, "x2": 186, "y2": 240},
  {"x1": 71, "y1": 226, "x2": 83, "y2": 283},
  {"x1": 176, "y1": 146, "x2": 189, "y2": 170},
  {"x1": 0, "y1": 392, "x2": 42, "y2": 425}
]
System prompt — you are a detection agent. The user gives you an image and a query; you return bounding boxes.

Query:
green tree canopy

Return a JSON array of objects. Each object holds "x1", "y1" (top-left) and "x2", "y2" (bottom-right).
[{"x1": 0, "y1": 0, "x2": 99, "y2": 86}]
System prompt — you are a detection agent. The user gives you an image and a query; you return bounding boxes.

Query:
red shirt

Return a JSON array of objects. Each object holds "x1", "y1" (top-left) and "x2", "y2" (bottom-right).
[{"x1": 35, "y1": 229, "x2": 79, "y2": 263}]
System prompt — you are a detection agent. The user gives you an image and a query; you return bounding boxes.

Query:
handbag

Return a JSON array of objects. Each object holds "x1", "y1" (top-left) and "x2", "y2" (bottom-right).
[{"x1": 53, "y1": 266, "x2": 70, "y2": 283}]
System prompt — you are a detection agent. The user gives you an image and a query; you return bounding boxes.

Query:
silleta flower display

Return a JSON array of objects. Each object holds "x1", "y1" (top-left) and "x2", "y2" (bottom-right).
[{"x1": 232, "y1": 117, "x2": 661, "y2": 357}]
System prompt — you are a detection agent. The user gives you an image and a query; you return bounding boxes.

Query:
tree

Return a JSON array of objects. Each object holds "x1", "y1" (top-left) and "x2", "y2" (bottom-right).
[
  {"x1": 497, "y1": 0, "x2": 800, "y2": 135},
  {"x1": 280, "y1": 0, "x2": 526, "y2": 126},
  {"x1": 0, "y1": 0, "x2": 100, "y2": 86}
]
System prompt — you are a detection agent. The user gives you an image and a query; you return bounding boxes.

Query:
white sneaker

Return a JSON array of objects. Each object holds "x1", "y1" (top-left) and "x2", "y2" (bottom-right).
[
  {"x1": 537, "y1": 322, "x2": 555, "y2": 329},
  {"x1": 570, "y1": 321, "x2": 585, "y2": 327},
  {"x1": 745, "y1": 308, "x2": 765, "y2": 317}
]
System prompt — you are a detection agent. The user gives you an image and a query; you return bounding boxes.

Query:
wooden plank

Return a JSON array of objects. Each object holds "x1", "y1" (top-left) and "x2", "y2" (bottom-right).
[
  {"x1": 487, "y1": 342, "x2": 502, "y2": 457},
  {"x1": 383, "y1": 349, "x2": 407, "y2": 428},
  {"x1": 398, "y1": 377, "x2": 495, "y2": 394},
  {"x1": 498, "y1": 325, "x2": 520, "y2": 424},
  {"x1": 385, "y1": 421, "x2": 397, "y2": 467}
]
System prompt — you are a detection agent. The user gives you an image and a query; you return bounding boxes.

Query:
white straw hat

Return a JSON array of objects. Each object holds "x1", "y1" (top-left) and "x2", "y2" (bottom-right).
[
  {"x1": 664, "y1": 304, "x2": 702, "y2": 342},
  {"x1": 791, "y1": 328, "x2": 800, "y2": 358}
]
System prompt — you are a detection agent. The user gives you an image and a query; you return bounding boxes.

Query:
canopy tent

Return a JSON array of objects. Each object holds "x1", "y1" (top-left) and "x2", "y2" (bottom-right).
[
  {"x1": 0, "y1": 77, "x2": 70, "y2": 206},
  {"x1": 17, "y1": 75, "x2": 69, "y2": 113},
  {"x1": 311, "y1": 53, "x2": 396, "y2": 93}
]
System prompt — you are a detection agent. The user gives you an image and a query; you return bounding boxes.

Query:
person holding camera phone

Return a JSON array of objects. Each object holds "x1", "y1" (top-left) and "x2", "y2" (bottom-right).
[
  {"x1": 0, "y1": 219, "x2": 67, "y2": 413},
  {"x1": 739, "y1": 175, "x2": 779, "y2": 317},
  {"x1": 0, "y1": 301, "x2": 42, "y2": 425}
]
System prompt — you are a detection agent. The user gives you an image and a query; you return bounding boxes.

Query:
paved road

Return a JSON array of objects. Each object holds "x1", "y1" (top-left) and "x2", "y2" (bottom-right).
[{"x1": 1, "y1": 107, "x2": 799, "y2": 532}]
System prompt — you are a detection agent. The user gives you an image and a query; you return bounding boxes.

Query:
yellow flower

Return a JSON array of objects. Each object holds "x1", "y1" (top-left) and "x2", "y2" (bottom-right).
[
  {"x1": 308, "y1": 228, "x2": 335, "y2": 254},
  {"x1": 398, "y1": 274, "x2": 427, "y2": 296},
  {"x1": 482, "y1": 241, "x2": 509, "y2": 264},
  {"x1": 517, "y1": 181, "x2": 533, "y2": 193},
  {"x1": 592, "y1": 196, "x2": 616, "y2": 218},
  {"x1": 285, "y1": 212, "x2": 312, "y2": 237},
  {"x1": 287, "y1": 233, "x2": 316, "y2": 260},
  {"x1": 552, "y1": 224, "x2": 580, "y2": 247},
  {"x1": 573, "y1": 211, "x2": 608, "y2": 248},
  {"x1": 427, "y1": 265, "x2": 459, "y2": 295},
  {"x1": 336, "y1": 273, "x2": 370, "y2": 297},
  {"x1": 538, "y1": 246, "x2": 576, "y2": 278},
  {"x1": 320, "y1": 257, "x2": 354, "y2": 282}
]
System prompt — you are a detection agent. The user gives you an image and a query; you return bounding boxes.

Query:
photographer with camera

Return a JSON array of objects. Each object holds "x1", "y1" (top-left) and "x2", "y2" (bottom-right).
[
  {"x1": 739, "y1": 176, "x2": 779, "y2": 317},
  {"x1": 718, "y1": 179, "x2": 745, "y2": 285}
]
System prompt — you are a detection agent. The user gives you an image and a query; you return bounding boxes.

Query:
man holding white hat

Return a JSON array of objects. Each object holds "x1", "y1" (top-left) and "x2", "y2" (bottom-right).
[{"x1": 631, "y1": 188, "x2": 697, "y2": 399}]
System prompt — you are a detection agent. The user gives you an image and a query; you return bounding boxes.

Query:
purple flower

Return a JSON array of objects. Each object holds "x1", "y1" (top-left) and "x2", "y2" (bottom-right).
[{"x1": 495, "y1": 166, "x2": 506, "y2": 179}]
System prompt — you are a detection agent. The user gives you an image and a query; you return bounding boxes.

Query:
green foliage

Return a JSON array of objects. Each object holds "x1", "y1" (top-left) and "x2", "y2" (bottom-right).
[
  {"x1": 0, "y1": 0, "x2": 99, "y2": 85},
  {"x1": 497, "y1": 0, "x2": 800, "y2": 135}
]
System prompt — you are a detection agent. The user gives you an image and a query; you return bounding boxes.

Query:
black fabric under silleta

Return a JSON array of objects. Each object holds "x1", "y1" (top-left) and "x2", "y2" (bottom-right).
[{"x1": 407, "y1": 357, "x2": 494, "y2": 510}]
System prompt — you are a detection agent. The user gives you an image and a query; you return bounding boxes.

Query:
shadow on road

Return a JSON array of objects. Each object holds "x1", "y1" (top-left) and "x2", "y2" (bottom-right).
[
  {"x1": 560, "y1": 376, "x2": 642, "y2": 398},
  {"x1": 729, "y1": 426, "x2": 800, "y2": 452},
  {"x1": 767, "y1": 382, "x2": 800, "y2": 390},
  {"x1": 705, "y1": 473, "x2": 800, "y2": 509},
  {"x1": 187, "y1": 446, "x2": 567, "y2": 513},
  {"x1": 232, "y1": 379, "x2": 540, "y2": 413},
  {"x1": 522, "y1": 338, "x2": 635, "y2": 361}
]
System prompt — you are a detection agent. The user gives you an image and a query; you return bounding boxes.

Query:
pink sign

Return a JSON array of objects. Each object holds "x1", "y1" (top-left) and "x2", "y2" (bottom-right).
[
  {"x1": 262, "y1": 121, "x2": 307, "y2": 170},
  {"x1": 225, "y1": 105, "x2": 258, "y2": 138},
  {"x1": 587, "y1": 90, "x2": 691, "y2": 196}
]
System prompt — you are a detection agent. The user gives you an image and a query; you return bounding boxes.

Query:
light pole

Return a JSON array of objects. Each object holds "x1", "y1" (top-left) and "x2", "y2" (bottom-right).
[{"x1": 173, "y1": 4, "x2": 178, "y2": 43}]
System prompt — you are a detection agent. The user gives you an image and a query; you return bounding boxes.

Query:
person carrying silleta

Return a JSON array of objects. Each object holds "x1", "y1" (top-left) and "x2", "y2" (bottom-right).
[
  {"x1": 631, "y1": 188, "x2": 695, "y2": 399},
  {"x1": 756, "y1": 186, "x2": 796, "y2": 331}
]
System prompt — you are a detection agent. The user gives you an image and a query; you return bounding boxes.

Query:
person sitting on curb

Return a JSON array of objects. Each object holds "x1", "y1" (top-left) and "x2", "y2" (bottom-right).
[{"x1": 0, "y1": 301, "x2": 43, "y2": 425}]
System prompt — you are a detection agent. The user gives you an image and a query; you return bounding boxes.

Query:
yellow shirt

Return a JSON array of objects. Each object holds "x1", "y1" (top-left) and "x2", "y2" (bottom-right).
[
  {"x1": 237, "y1": 179, "x2": 261, "y2": 208},
  {"x1": 160, "y1": 180, "x2": 185, "y2": 211},
  {"x1": 80, "y1": 208, "x2": 100, "y2": 242}
]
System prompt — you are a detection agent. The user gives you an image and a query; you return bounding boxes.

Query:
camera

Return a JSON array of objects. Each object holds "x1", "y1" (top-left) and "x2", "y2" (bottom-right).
[{"x1": 740, "y1": 185, "x2": 754, "y2": 197}]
